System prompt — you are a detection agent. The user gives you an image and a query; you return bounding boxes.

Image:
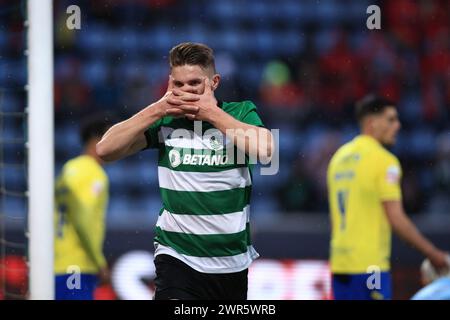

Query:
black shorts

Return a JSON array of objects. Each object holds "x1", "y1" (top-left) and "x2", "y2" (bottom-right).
[{"x1": 153, "y1": 254, "x2": 248, "y2": 300}]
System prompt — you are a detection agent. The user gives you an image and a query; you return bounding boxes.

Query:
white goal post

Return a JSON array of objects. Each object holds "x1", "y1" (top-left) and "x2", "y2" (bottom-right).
[{"x1": 27, "y1": 0, "x2": 54, "y2": 300}]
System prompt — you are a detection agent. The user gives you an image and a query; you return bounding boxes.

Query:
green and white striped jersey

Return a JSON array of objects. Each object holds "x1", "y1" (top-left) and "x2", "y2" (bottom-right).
[{"x1": 145, "y1": 100, "x2": 263, "y2": 273}]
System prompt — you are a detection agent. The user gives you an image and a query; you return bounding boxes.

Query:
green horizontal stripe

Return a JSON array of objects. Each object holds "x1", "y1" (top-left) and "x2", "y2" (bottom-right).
[
  {"x1": 155, "y1": 226, "x2": 249, "y2": 257},
  {"x1": 160, "y1": 186, "x2": 251, "y2": 215},
  {"x1": 246, "y1": 223, "x2": 251, "y2": 246}
]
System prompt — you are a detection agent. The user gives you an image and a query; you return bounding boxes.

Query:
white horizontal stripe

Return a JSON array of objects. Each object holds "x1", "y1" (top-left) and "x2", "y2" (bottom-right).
[
  {"x1": 155, "y1": 243, "x2": 260, "y2": 274},
  {"x1": 158, "y1": 166, "x2": 251, "y2": 192},
  {"x1": 160, "y1": 126, "x2": 230, "y2": 150},
  {"x1": 156, "y1": 206, "x2": 250, "y2": 235}
]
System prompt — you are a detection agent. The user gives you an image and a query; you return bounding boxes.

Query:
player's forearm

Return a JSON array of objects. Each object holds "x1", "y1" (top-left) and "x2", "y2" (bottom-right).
[
  {"x1": 78, "y1": 231, "x2": 107, "y2": 270},
  {"x1": 80, "y1": 235, "x2": 107, "y2": 270},
  {"x1": 96, "y1": 103, "x2": 163, "y2": 162},
  {"x1": 73, "y1": 209, "x2": 107, "y2": 269},
  {"x1": 387, "y1": 205, "x2": 438, "y2": 258},
  {"x1": 209, "y1": 109, "x2": 273, "y2": 162}
]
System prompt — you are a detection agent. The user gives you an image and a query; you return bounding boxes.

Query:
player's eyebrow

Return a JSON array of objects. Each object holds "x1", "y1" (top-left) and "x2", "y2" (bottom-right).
[
  {"x1": 173, "y1": 78, "x2": 202, "y2": 85},
  {"x1": 388, "y1": 115, "x2": 398, "y2": 122},
  {"x1": 188, "y1": 78, "x2": 202, "y2": 83}
]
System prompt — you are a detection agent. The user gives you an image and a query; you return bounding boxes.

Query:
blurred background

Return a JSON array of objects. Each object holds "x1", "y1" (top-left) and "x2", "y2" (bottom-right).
[{"x1": 0, "y1": 0, "x2": 449, "y2": 299}]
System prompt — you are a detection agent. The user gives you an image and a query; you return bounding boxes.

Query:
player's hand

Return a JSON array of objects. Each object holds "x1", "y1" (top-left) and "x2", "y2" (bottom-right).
[
  {"x1": 428, "y1": 250, "x2": 450, "y2": 274},
  {"x1": 180, "y1": 77, "x2": 219, "y2": 122},
  {"x1": 154, "y1": 76, "x2": 200, "y2": 118},
  {"x1": 98, "y1": 266, "x2": 112, "y2": 285}
]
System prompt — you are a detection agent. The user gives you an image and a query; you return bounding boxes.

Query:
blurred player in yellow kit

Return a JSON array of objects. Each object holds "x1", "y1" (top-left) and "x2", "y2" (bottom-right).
[
  {"x1": 54, "y1": 115, "x2": 113, "y2": 300},
  {"x1": 327, "y1": 95, "x2": 449, "y2": 300}
]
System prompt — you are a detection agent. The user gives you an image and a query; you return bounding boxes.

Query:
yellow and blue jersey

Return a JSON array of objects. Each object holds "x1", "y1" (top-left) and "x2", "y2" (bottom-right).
[
  {"x1": 327, "y1": 135, "x2": 402, "y2": 274},
  {"x1": 54, "y1": 155, "x2": 108, "y2": 275}
]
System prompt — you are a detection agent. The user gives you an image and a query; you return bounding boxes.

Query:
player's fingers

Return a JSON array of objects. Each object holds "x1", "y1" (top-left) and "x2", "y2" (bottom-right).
[
  {"x1": 185, "y1": 113, "x2": 196, "y2": 120},
  {"x1": 171, "y1": 88, "x2": 182, "y2": 96},
  {"x1": 175, "y1": 104, "x2": 199, "y2": 113},
  {"x1": 166, "y1": 108, "x2": 185, "y2": 116},
  {"x1": 172, "y1": 90, "x2": 200, "y2": 101},
  {"x1": 167, "y1": 76, "x2": 174, "y2": 91},
  {"x1": 180, "y1": 94, "x2": 200, "y2": 102},
  {"x1": 167, "y1": 97, "x2": 186, "y2": 105},
  {"x1": 166, "y1": 106, "x2": 198, "y2": 117},
  {"x1": 203, "y1": 77, "x2": 212, "y2": 94}
]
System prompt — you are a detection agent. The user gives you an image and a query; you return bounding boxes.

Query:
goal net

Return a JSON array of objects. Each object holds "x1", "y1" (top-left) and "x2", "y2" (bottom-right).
[{"x1": 0, "y1": 0, "x2": 54, "y2": 300}]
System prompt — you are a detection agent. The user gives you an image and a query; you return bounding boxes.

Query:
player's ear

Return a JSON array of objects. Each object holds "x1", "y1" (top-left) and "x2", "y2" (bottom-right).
[
  {"x1": 364, "y1": 116, "x2": 374, "y2": 130},
  {"x1": 211, "y1": 74, "x2": 221, "y2": 91}
]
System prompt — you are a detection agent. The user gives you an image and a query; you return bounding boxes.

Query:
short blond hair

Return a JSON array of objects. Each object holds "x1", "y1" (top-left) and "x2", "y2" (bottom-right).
[{"x1": 169, "y1": 42, "x2": 216, "y2": 72}]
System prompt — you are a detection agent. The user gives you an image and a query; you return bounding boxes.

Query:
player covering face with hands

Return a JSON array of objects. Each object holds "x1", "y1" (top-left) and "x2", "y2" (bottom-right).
[
  {"x1": 97, "y1": 42, "x2": 273, "y2": 300},
  {"x1": 160, "y1": 75, "x2": 219, "y2": 121}
]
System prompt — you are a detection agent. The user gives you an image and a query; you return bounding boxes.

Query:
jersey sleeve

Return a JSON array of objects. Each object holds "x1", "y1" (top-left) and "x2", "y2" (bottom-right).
[
  {"x1": 239, "y1": 101, "x2": 265, "y2": 127},
  {"x1": 144, "y1": 119, "x2": 162, "y2": 149},
  {"x1": 64, "y1": 167, "x2": 108, "y2": 269},
  {"x1": 377, "y1": 154, "x2": 402, "y2": 201}
]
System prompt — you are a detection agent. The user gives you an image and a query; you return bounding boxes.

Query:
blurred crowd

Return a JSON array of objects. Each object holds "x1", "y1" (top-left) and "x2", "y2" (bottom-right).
[{"x1": 0, "y1": 0, "x2": 448, "y2": 225}]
